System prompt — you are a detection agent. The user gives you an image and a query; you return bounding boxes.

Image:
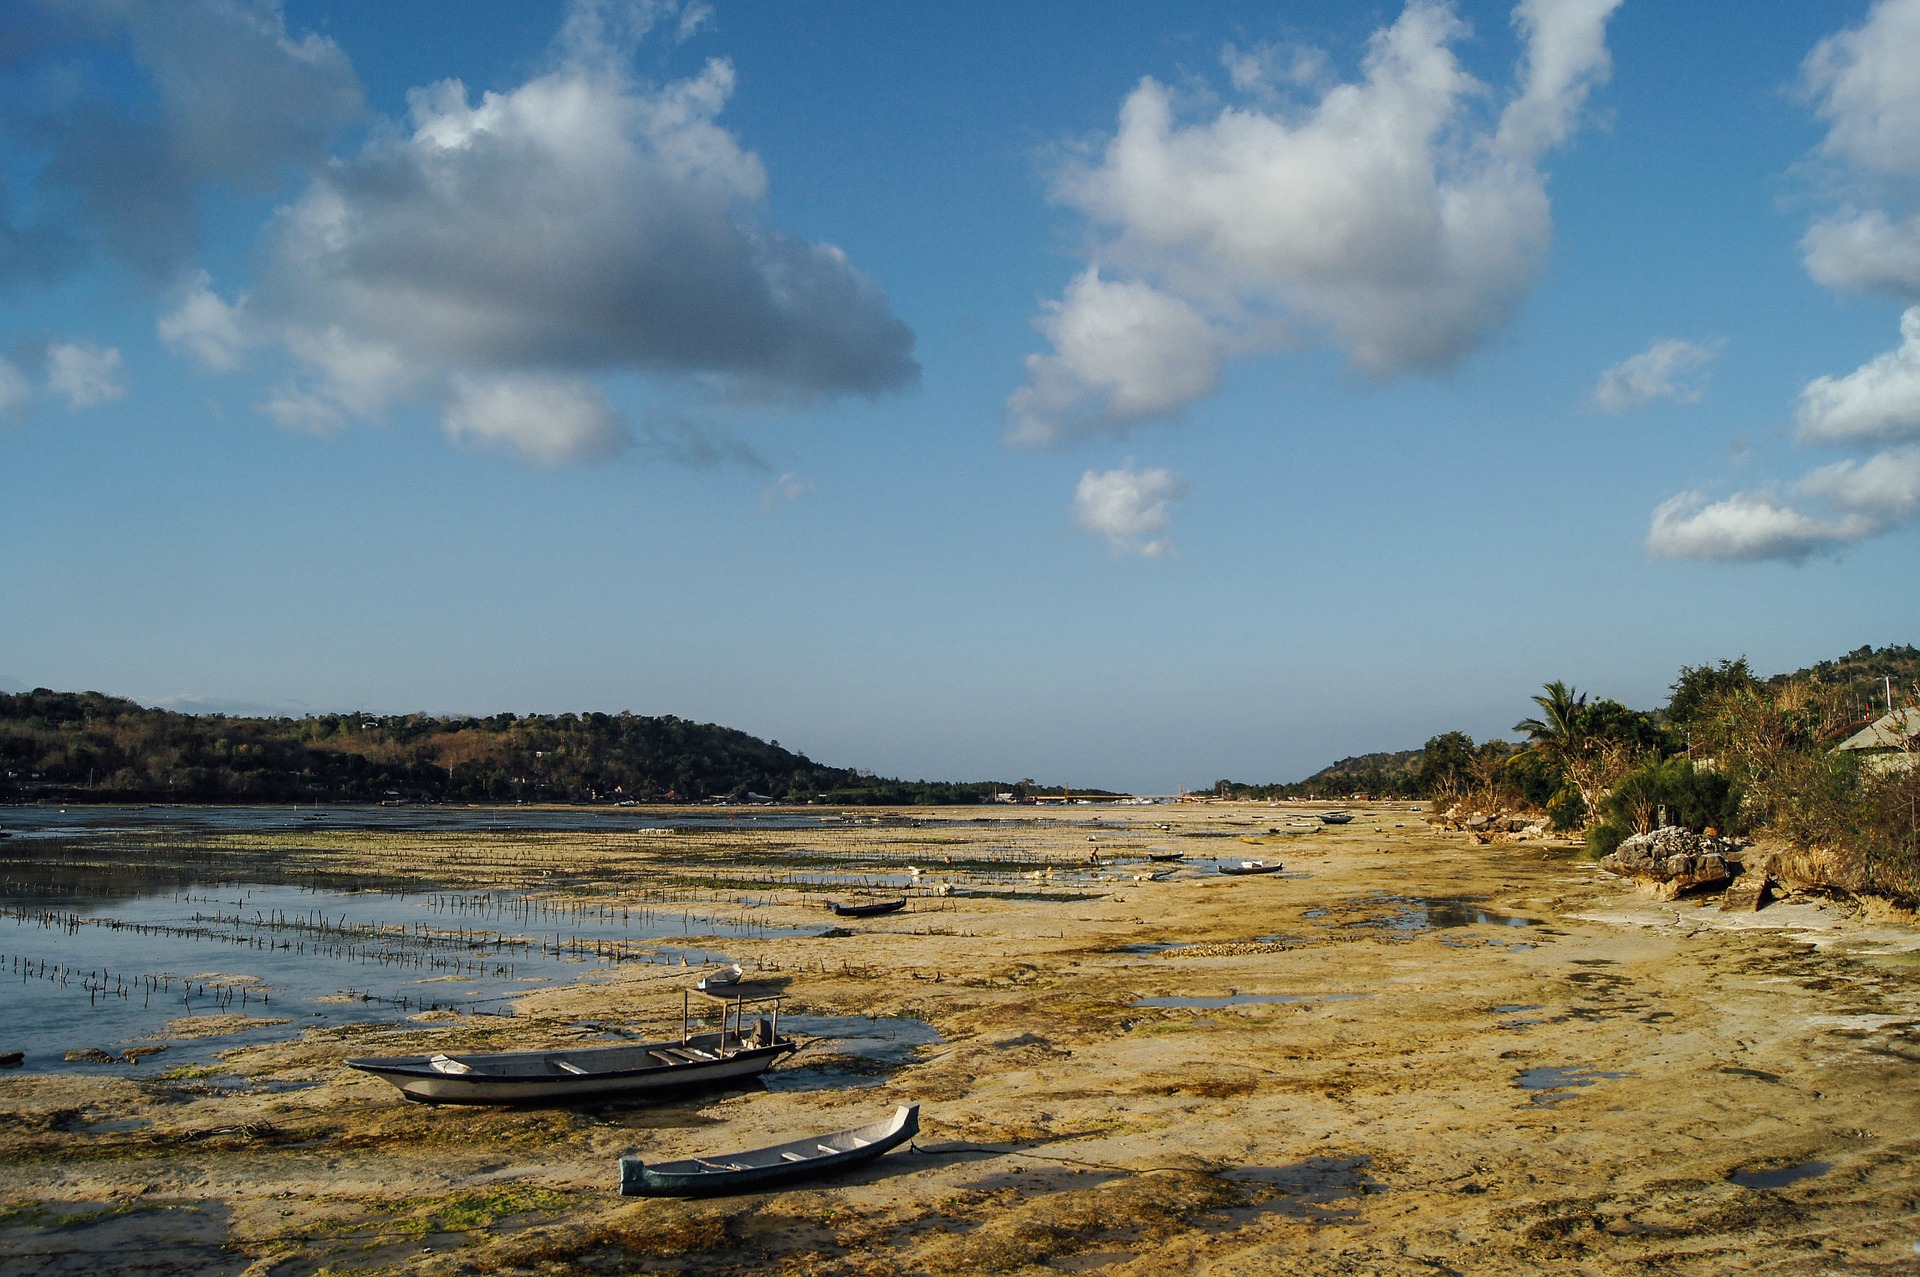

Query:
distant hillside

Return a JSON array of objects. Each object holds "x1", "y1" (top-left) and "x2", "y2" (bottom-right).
[
  {"x1": 1772, "y1": 644, "x2": 1920, "y2": 714},
  {"x1": 1210, "y1": 747, "x2": 1423, "y2": 801},
  {"x1": 0, "y1": 690, "x2": 1088, "y2": 806}
]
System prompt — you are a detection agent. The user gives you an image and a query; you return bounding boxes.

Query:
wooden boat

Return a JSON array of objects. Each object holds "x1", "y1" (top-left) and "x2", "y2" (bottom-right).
[
  {"x1": 619, "y1": 1104, "x2": 919, "y2": 1197},
  {"x1": 1219, "y1": 860, "x2": 1284, "y2": 876},
  {"x1": 1318, "y1": 812, "x2": 1355, "y2": 825},
  {"x1": 1145, "y1": 852, "x2": 1184, "y2": 862},
  {"x1": 696, "y1": 964, "x2": 744, "y2": 991},
  {"x1": 347, "y1": 994, "x2": 792, "y2": 1104},
  {"x1": 826, "y1": 898, "x2": 907, "y2": 917}
]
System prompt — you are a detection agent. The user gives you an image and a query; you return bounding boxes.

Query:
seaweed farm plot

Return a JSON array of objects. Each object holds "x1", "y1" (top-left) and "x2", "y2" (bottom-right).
[{"x1": 0, "y1": 879, "x2": 825, "y2": 1074}]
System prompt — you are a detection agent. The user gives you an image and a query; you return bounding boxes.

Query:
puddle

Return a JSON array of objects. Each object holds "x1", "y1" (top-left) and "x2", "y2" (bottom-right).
[
  {"x1": 1132, "y1": 993, "x2": 1367, "y2": 1009},
  {"x1": 761, "y1": 1014, "x2": 942, "y2": 1090},
  {"x1": 1729, "y1": 1162, "x2": 1831, "y2": 1190},
  {"x1": 1515, "y1": 1066, "x2": 1629, "y2": 1103}
]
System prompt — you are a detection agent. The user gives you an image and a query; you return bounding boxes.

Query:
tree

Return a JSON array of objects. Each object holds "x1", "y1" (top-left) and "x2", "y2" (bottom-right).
[
  {"x1": 1416, "y1": 731, "x2": 1476, "y2": 804},
  {"x1": 1665, "y1": 658, "x2": 1759, "y2": 728},
  {"x1": 1513, "y1": 681, "x2": 1659, "y2": 822}
]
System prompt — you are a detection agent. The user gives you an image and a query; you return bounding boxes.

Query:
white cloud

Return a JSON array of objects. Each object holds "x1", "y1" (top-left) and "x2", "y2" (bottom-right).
[
  {"x1": 441, "y1": 373, "x2": 630, "y2": 466},
  {"x1": 1012, "y1": 0, "x2": 1621, "y2": 440},
  {"x1": 1804, "y1": 0, "x2": 1920, "y2": 178},
  {"x1": 1648, "y1": 445, "x2": 1920, "y2": 562},
  {"x1": 1591, "y1": 337, "x2": 1724, "y2": 413},
  {"x1": 157, "y1": 272, "x2": 248, "y2": 369},
  {"x1": 1796, "y1": 305, "x2": 1920, "y2": 444},
  {"x1": 242, "y1": 3, "x2": 913, "y2": 463},
  {"x1": 45, "y1": 341, "x2": 125, "y2": 408},
  {"x1": 0, "y1": 358, "x2": 31, "y2": 419},
  {"x1": 1008, "y1": 271, "x2": 1227, "y2": 446},
  {"x1": 1798, "y1": 0, "x2": 1920, "y2": 298},
  {"x1": 1647, "y1": 491, "x2": 1861, "y2": 563},
  {"x1": 1801, "y1": 208, "x2": 1920, "y2": 296},
  {"x1": 1073, "y1": 464, "x2": 1187, "y2": 557},
  {"x1": 760, "y1": 471, "x2": 815, "y2": 512}
]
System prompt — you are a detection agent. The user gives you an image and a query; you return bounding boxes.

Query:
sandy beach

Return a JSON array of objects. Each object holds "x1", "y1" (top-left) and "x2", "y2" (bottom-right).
[{"x1": 2, "y1": 803, "x2": 1917, "y2": 1275}]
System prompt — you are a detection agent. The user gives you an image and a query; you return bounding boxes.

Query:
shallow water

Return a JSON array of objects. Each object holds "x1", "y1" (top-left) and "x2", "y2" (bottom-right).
[
  {"x1": 0, "y1": 872, "x2": 824, "y2": 1074},
  {"x1": 761, "y1": 1013, "x2": 942, "y2": 1089},
  {"x1": 1729, "y1": 1162, "x2": 1831, "y2": 1189},
  {"x1": 1515, "y1": 1066, "x2": 1629, "y2": 1103}
]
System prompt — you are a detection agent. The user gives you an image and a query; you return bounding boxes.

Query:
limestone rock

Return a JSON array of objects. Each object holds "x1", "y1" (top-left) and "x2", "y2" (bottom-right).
[
  {"x1": 63, "y1": 1047, "x2": 116, "y2": 1064},
  {"x1": 1601, "y1": 826, "x2": 1746, "y2": 897},
  {"x1": 0, "y1": 1051, "x2": 22, "y2": 1068}
]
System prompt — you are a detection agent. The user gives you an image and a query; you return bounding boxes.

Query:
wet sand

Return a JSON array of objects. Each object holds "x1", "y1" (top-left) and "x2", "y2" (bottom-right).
[{"x1": 3, "y1": 803, "x2": 1918, "y2": 1275}]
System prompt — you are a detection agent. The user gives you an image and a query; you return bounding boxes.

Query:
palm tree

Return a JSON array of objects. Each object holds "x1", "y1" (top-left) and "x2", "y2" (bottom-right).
[
  {"x1": 1514, "y1": 681, "x2": 1606, "y2": 819},
  {"x1": 1514, "y1": 680, "x2": 1588, "y2": 762}
]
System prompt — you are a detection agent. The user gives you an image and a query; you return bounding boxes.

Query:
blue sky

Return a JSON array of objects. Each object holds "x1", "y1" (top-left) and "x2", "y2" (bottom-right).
[{"x1": 2, "y1": 0, "x2": 1916, "y2": 792}]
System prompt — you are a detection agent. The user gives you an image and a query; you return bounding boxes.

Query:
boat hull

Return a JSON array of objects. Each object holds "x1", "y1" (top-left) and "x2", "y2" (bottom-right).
[
  {"x1": 620, "y1": 1104, "x2": 919, "y2": 1196},
  {"x1": 1219, "y1": 862, "x2": 1283, "y2": 876},
  {"x1": 346, "y1": 1034, "x2": 795, "y2": 1105},
  {"x1": 827, "y1": 899, "x2": 906, "y2": 917}
]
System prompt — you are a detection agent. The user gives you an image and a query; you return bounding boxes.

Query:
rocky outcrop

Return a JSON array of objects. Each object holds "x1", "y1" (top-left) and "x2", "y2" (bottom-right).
[
  {"x1": 1600, "y1": 827, "x2": 1746, "y2": 900},
  {"x1": 1427, "y1": 806, "x2": 1553, "y2": 842}
]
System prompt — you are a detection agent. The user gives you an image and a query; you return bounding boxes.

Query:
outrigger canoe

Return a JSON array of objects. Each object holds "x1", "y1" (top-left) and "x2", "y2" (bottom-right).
[
  {"x1": 347, "y1": 991, "x2": 793, "y2": 1104},
  {"x1": 619, "y1": 1104, "x2": 920, "y2": 1196},
  {"x1": 1219, "y1": 860, "x2": 1284, "y2": 876},
  {"x1": 1318, "y1": 812, "x2": 1355, "y2": 825}
]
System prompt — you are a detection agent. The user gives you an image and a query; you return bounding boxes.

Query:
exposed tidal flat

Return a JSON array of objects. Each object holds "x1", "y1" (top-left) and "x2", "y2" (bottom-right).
[{"x1": 1, "y1": 806, "x2": 1917, "y2": 1275}]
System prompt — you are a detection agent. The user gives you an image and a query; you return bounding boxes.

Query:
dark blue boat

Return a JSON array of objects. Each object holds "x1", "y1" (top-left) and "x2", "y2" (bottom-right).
[{"x1": 619, "y1": 1104, "x2": 920, "y2": 1196}]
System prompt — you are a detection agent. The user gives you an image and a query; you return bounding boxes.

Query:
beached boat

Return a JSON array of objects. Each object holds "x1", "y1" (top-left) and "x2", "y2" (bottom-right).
[
  {"x1": 619, "y1": 1104, "x2": 920, "y2": 1196},
  {"x1": 1219, "y1": 860, "x2": 1283, "y2": 876},
  {"x1": 1318, "y1": 812, "x2": 1355, "y2": 825},
  {"x1": 347, "y1": 993, "x2": 793, "y2": 1104},
  {"x1": 1146, "y1": 852, "x2": 1184, "y2": 862},
  {"x1": 826, "y1": 898, "x2": 907, "y2": 917},
  {"x1": 696, "y1": 964, "x2": 744, "y2": 991}
]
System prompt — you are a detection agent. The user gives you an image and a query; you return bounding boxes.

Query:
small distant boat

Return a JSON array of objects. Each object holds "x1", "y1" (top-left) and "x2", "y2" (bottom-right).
[
  {"x1": 1318, "y1": 812, "x2": 1355, "y2": 825},
  {"x1": 619, "y1": 1104, "x2": 920, "y2": 1197},
  {"x1": 1145, "y1": 852, "x2": 1184, "y2": 862},
  {"x1": 827, "y1": 898, "x2": 907, "y2": 918},
  {"x1": 1220, "y1": 860, "x2": 1284, "y2": 876},
  {"x1": 696, "y1": 964, "x2": 744, "y2": 992}
]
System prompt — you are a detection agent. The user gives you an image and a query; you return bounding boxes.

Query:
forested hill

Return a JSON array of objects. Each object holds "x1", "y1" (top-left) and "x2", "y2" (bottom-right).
[
  {"x1": 0, "y1": 691, "x2": 1072, "y2": 806},
  {"x1": 1208, "y1": 748, "x2": 1423, "y2": 801}
]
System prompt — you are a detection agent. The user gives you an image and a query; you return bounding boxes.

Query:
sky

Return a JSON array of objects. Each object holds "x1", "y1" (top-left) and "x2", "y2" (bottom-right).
[{"x1": 1, "y1": 0, "x2": 1916, "y2": 793}]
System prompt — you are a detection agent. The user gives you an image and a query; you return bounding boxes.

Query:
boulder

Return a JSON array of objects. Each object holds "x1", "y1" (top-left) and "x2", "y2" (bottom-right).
[
  {"x1": 0, "y1": 1051, "x2": 22, "y2": 1068},
  {"x1": 63, "y1": 1047, "x2": 116, "y2": 1064}
]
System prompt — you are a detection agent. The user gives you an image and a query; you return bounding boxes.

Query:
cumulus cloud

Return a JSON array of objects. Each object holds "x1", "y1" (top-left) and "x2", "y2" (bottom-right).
[
  {"x1": 1798, "y1": 0, "x2": 1920, "y2": 298},
  {"x1": 157, "y1": 272, "x2": 248, "y2": 370},
  {"x1": 1011, "y1": 0, "x2": 1621, "y2": 442},
  {"x1": 1009, "y1": 271, "x2": 1227, "y2": 446},
  {"x1": 234, "y1": 0, "x2": 913, "y2": 463},
  {"x1": 1590, "y1": 337, "x2": 1724, "y2": 413},
  {"x1": 1650, "y1": 446, "x2": 1920, "y2": 563},
  {"x1": 45, "y1": 340, "x2": 124, "y2": 407},
  {"x1": 1796, "y1": 305, "x2": 1920, "y2": 444},
  {"x1": 13, "y1": 0, "x2": 362, "y2": 281},
  {"x1": 1073, "y1": 464, "x2": 1187, "y2": 557},
  {"x1": 441, "y1": 373, "x2": 630, "y2": 466}
]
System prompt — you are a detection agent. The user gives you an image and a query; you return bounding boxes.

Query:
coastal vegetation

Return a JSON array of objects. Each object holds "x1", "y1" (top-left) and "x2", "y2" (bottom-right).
[
  {"x1": 1216, "y1": 644, "x2": 1919, "y2": 903},
  {"x1": 0, "y1": 691, "x2": 1105, "y2": 807}
]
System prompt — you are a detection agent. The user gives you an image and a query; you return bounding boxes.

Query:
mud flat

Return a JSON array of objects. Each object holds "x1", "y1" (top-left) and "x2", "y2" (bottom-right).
[{"x1": 2, "y1": 803, "x2": 1917, "y2": 1275}]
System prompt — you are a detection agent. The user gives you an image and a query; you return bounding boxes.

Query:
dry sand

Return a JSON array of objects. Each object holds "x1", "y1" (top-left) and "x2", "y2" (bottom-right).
[{"x1": 2, "y1": 803, "x2": 1917, "y2": 1275}]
